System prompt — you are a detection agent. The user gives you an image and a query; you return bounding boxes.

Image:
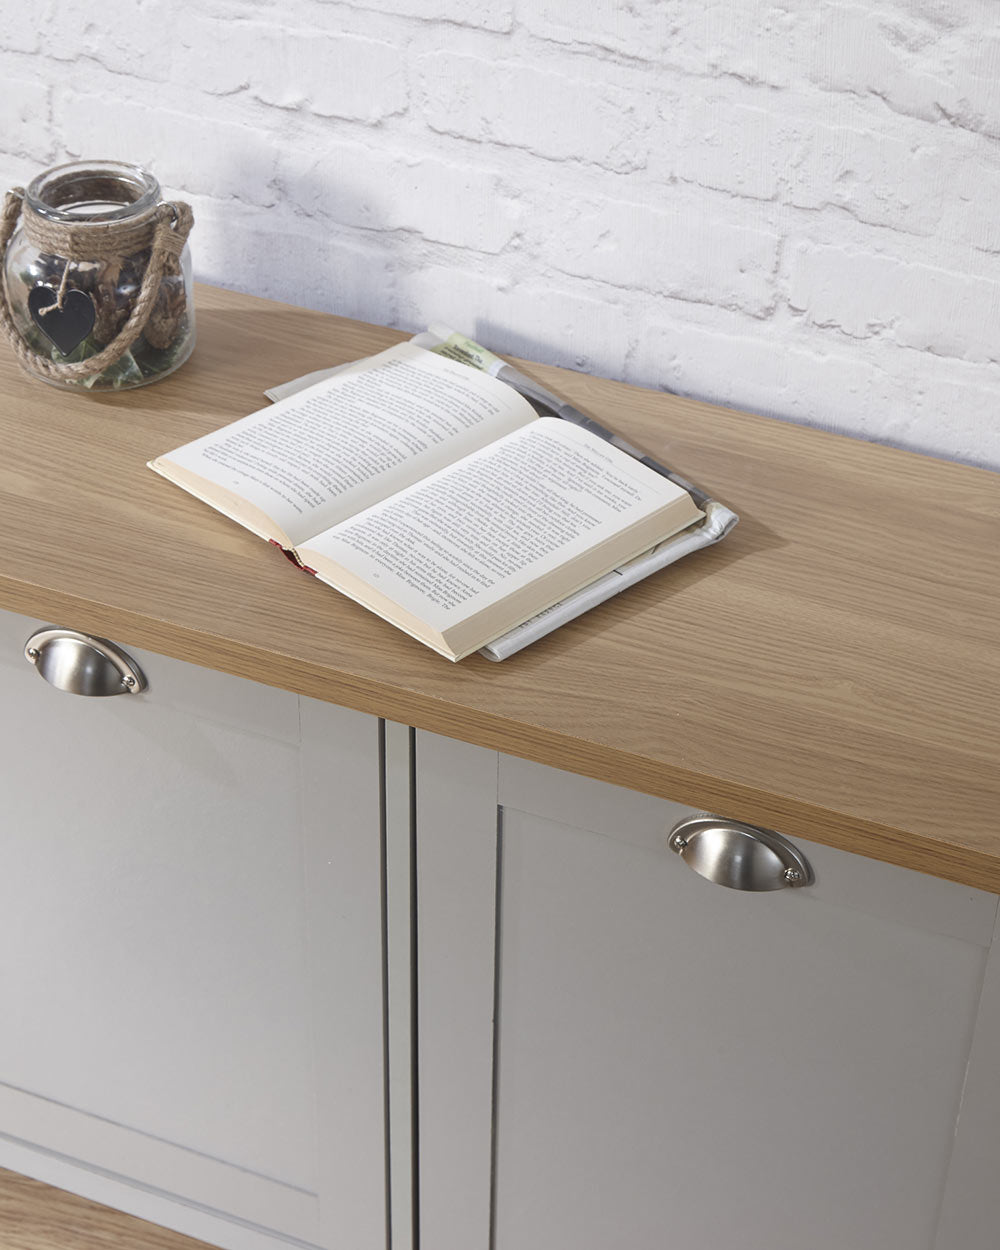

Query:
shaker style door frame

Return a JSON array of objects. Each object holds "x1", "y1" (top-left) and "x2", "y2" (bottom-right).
[
  {"x1": 413, "y1": 728, "x2": 1000, "y2": 1250},
  {"x1": 413, "y1": 731, "x2": 500, "y2": 1250},
  {"x1": 934, "y1": 905, "x2": 1000, "y2": 1250},
  {"x1": 302, "y1": 699, "x2": 389, "y2": 1250},
  {"x1": 382, "y1": 720, "x2": 419, "y2": 1250},
  {"x1": 0, "y1": 607, "x2": 391, "y2": 1250}
]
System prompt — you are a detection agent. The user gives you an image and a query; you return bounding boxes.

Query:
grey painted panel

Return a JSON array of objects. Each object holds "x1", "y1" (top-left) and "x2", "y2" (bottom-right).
[
  {"x1": 499, "y1": 754, "x2": 998, "y2": 946},
  {"x1": 0, "y1": 657, "x2": 316, "y2": 1186},
  {"x1": 934, "y1": 906, "x2": 1000, "y2": 1250},
  {"x1": 0, "y1": 608, "x2": 388, "y2": 1248},
  {"x1": 301, "y1": 699, "x2": 387, "y2": 1250},
  {"x1": 415, "y1": 731, "x2": 498, "y2": 1250},
  {"x1": 493, "y1": 807, "x2": 987, "y2": 1250},
  {"x1": 384, "y1": 720, "x2": 415, "y2": 1250}
]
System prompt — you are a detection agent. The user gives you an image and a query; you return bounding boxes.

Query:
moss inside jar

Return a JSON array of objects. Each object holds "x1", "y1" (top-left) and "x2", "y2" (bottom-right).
[{"x1": 1, "y1": 160, "x2": 195, "y2": 390}]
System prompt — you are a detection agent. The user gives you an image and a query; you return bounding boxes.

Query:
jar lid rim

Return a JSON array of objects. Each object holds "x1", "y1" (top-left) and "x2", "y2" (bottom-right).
[{"x1": 26, "y1": 160, "x2": 161, "y2": 223}]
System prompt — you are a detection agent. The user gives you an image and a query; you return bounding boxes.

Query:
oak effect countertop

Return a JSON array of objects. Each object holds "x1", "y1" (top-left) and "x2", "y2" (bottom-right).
[{"x1": 1, "y1": 284, "x2": 998, "y2": 891}]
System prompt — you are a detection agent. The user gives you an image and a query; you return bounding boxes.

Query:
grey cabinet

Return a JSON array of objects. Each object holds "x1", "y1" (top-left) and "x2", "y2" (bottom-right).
[
  {"x1": 4, "y1": 607, "x2": 1000, "y2": 1250},
  {"x1": 415, "y1": 731, "x2": 1000, "y2": 1250},
  {"x1": 0, "y1": 609, "x2": 387, "y2": 1250}
]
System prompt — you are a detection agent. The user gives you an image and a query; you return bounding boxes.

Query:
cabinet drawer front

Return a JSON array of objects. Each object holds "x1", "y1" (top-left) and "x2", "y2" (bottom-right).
[{"x1": 499, "y1": 754, "x2": 998, "y2": 946}]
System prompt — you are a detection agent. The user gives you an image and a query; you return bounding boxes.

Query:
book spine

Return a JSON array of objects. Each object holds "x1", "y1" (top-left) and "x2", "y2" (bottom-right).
[{"x1": 269, "y1": 539, "x2": 317, "y2": 576}]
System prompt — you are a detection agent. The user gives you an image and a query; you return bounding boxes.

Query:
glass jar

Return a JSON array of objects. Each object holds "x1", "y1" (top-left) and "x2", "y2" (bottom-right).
[{"x1": 1, "y1": 160, "x2": 195, "y2": 390}]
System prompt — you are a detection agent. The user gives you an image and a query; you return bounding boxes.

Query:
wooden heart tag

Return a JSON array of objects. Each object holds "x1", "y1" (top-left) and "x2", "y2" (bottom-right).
[{"x1": 28, "y1": 286, "x2": 96, "y2": 356}]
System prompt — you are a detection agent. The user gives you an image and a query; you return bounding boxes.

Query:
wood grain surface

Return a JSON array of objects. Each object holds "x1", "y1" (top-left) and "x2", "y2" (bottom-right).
[
  {"x1": 0, "y1": 284, "x2": 998, "y2": 890},
  {"x1": 0, "y1": 1168, "x2": 215, "y2": 1249}
]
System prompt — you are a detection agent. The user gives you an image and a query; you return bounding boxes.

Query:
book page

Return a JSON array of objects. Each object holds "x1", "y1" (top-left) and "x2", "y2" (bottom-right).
[
  {"x1": 151, "y1": 342, "x2": 537, "y2": 548},
  {"x1": 300, "y1": 418, "x2": 702, "y2": 649}
]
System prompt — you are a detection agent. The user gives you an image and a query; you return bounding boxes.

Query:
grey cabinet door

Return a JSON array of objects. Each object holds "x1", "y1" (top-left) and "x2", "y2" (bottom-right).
[
  {"x1": 0, "y1": 610, "x2": 386, "y2": 1250},
  {"x1": 416, "y1": 732, "x2": 997, "y2": 1250}
]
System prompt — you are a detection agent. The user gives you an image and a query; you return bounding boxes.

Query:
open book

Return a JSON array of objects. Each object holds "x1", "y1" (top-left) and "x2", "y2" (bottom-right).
[{"x1": 149, "y1": 341, "x2": 706, "y2": 660}]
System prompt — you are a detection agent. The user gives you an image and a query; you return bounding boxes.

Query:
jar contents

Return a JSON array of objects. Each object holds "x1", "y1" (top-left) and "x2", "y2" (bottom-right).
[{"x1": 0, "y1": 161, "x2": 195, "y2": 390}]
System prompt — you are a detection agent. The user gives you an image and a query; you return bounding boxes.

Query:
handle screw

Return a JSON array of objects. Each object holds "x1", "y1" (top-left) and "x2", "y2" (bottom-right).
[
  {"x1": 672, "y1": 836, "x2": 688, "y2": 851},
  {"x1": 122, "y1": 675, "x2": 136, "y2": 689},
  {"x1": 26, "y1": 647, "x2": 38, "y2": 661},
  {"x1": 784, "y1": 868, "x2": 803, "y2": 883}
]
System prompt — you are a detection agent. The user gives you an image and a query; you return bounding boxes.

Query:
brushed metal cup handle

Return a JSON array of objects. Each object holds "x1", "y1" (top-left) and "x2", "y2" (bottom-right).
[
  {"x1": 667, "y1": 815, "x2": 813, "y2": 891},
  {"x1": 24, "y1": 628, "x2": 147, "y2": 696}
]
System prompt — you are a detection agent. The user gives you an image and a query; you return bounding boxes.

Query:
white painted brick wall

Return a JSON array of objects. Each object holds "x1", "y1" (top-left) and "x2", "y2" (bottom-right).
[{"x1": 1, "y1": 0, "x2": 998, "y2": 469}]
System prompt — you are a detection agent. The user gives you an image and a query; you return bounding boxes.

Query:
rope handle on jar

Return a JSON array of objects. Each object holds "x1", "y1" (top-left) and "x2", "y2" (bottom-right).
[{"x1": 0, "y1": 187, "x2": 193, "y2": 383}]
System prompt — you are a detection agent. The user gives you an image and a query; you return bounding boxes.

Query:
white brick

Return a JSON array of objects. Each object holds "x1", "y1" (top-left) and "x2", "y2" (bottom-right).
[
  {"x1": 0, "y1": 157, "x2": 43, "y2": 195},
  {"x1": 945, "y1": 32, "x2": 1000, "y2": 138},
  {"x1": 175, "y1": 20, "x2": 407, "y2": 121},
  {"x1": 804, "y1": 4, "x2": 1000, "y2": 136},
  {"x1": 54, "y1": 95, "x2": 279, "y2": 207},
  {"x1": 788, "y1": 242, "x2": 1000, "y2": 364},
  {"x1": 804, "y1": 6, "x2": 929, "y2": 114},
  {"x1": 527, "y1": 0, "x2": 811, "y2": 82},
  {"x1": 252, "y1": 28, "x2": 407, "y2": 121},
  {"x1": 1, "y1": 2, "x2": 45, "y2": 53},
  {"x1": 672, "y1": 1, "x2": 812, "y2": 87},
  {"x1": 0, "y1": 79, "x2": 51, "y2": 159},
  {"x1": 419, "y1": 53, "x2": 651, "y2": 173},
  {"x1": 45, "y1": 0, "x2": 172, "y2": 79},
  {"x1": 634, "y1": 318, "x2": 879, "y2": 433},
  {"x1": 173, "y1": 16, "x2": 255, "y2": 95},
  {"x1": 538, "y1": 196, "x2": 780, "y2": 317},
  {"x1": 874, "y1": 357, "x2": 1000, "y2": 467},
  {"x1": 488, "y1": 282, "x2": 631, "y2": 379},
  {"x1": 786, "y1": 243, "x2": 901, "y2": 340},
  {"x1": 789, "y1": 122, "x2": 950, "y2": 235},
  {"x1": 329, "y1": 0, "x2": 513, "y2": 32},
  {"x1": 676, "y1": 95, "x2": 800, "y2": 202},
  {"x1": 197, "y1": 213, "x2": 398, "y2": 325},
  {"x1": 396, "y1": 263, "x2": 632, "y2": 378},
  {"x1": 395, "y1": 264, "x2": 505, "y2": 338},
  {"x1": 941, "y1": 157, "x2": 1000, "y2": 255},
  {"x1": 275, "y1": 144, "x2": 519, "y2": 253},
  {"x1": 520, "y1": 0, "x2": 670, "y2": 59},
  {"x1": 637, "y1": 314, "x2": 1000, "y2": 467}
]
